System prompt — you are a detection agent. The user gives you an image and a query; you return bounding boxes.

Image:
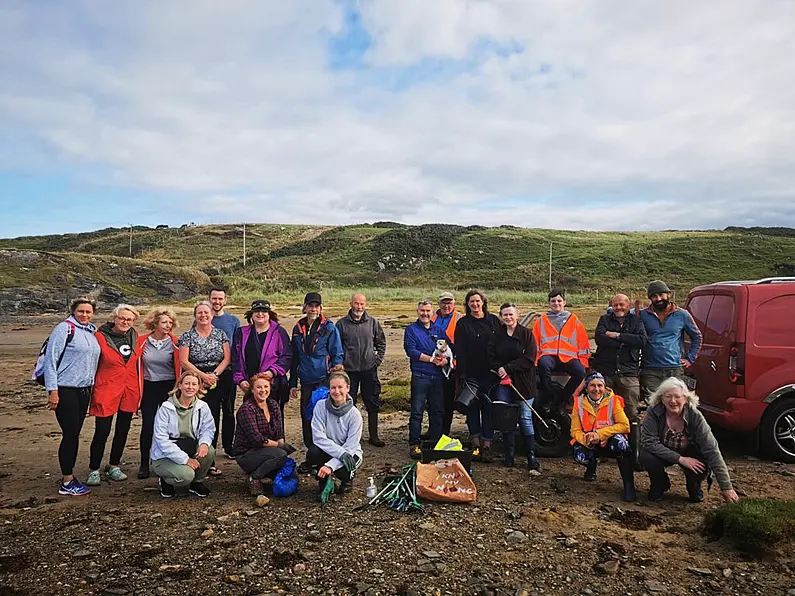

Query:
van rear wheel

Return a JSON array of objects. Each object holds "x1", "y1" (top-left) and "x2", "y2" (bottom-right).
[{"x1": 760, "y1": 397, "x2": 795, "y2": 463}]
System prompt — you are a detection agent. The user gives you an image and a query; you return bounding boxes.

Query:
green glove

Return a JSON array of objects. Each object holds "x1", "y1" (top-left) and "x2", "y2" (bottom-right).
[
  {"x1": 320, "y1": 476, "x2": 335, "y2": 504},
  {"x1": 341, "y1": 453, "x2": 357, "y2": 473}
]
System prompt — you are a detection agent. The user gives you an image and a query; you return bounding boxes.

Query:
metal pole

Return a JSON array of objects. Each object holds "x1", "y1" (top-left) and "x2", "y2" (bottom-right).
[
  {"x1": 243, "y1": 223, "x2": 247, "y2": 269},
  {"x1": 129, "y1": 224, "x2": 133, "y2": 257},
  {"x1": 548, "y1": 242, "x2": 552, "y2": 290}
]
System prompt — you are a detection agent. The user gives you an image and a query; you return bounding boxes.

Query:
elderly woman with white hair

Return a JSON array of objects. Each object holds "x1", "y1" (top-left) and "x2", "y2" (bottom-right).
[{"x1": 640, "y1": 377, "x2": 739, "y2": 503}]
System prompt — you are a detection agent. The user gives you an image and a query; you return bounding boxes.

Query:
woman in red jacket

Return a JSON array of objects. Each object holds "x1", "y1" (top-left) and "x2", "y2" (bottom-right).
[
  {"x1": 85, "y1": 304, "x2": 142, "y2": 486},
  {"x1": 135, "y1": 307, "x2": 181, "y2": 479}
]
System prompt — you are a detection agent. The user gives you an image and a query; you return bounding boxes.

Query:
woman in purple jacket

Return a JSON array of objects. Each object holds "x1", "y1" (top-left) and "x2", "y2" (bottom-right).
[{"x1": 231, "y1": 300, "x2": 292, "y2": 417}]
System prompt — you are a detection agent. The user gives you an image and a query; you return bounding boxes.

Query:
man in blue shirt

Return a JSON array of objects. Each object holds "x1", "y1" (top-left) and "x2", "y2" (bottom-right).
[
  {"x1": 404, "y1": 299, "x2": 448, "y2": 459},
  {"x1": 639, "y1": 280, "x2": 703, "y2": 400},
  {"x1": 209, "y1": 287, "x2": 241, "y2": 459},
  {"x1": 432, "y1": 291, "x2": 462, "y2": 436}
]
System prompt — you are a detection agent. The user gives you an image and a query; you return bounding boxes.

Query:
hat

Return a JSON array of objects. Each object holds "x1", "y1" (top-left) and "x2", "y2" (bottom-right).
[
  {"x1": 249, "y1": 300, "x2": 271, "y2": 312},
  {"x1": 647, "y1": 280, "x2": 671, "y2": 299},
  {"x1": 584, "y1": 371, "x2": 605, "y2": 386},
  {"x1": 304, "y1": 291, "x2": 322, "y2": 305},
  {"x1": 438, "y1": 291, "x2": 455, "y2": 302}
]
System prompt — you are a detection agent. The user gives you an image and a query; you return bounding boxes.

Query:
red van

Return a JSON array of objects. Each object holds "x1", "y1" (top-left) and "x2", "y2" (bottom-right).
[{"x1": 684, "y1": 277, "x2": 795, "y2": 462}]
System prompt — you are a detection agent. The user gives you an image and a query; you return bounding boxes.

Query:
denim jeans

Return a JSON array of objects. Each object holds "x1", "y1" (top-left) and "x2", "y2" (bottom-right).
[
  {"x1": 464, "y1": 374, "x2": 498, "y2": 442},
  {"x1": 409, "y1": 372, "x2": 444, "y2": 446},
  {"x1": 537, "y1": 355, "x2": 586, "y2": 404},
  {"x1": 493, "y1": 384, "x2": 535, "y2": 436}
]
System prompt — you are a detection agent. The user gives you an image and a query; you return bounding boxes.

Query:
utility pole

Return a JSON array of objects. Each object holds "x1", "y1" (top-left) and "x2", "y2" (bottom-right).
[
  {"x1": 243, "y1": 223, "x2": 247, "y2": 269},
  {"x1": 129, "y1": 224, "x2": 133, "y2": 257},
  {"x1": 548, "y1": 242, "x2": 553, "y2": 290}
]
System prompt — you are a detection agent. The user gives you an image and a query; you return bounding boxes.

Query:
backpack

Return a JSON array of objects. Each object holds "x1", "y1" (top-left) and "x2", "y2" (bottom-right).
[
  {"x1": 305, "y1": 385, "x2": 329, "y2": 421},
  {"x1": 32, "y1": 321, "x2": 76, "y2": 386}
]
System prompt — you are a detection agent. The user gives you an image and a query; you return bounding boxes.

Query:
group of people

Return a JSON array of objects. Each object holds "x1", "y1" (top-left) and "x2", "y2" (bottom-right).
[
  {"x1": 404, "y1": 282, "x2": 738, "y2": 503},
  {"x1": 41, "y1": 280, "x2": 738, "y2": 504}
]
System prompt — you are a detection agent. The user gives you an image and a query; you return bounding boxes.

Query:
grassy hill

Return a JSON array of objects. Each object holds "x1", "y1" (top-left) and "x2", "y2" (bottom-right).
[{"x1": 2, "y1": 223, "x2": 794, "y2": 308}]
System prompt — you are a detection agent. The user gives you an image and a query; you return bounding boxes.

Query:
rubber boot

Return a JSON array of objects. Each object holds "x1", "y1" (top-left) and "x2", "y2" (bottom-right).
[
  {"x1": 647, "y1": 468, "x2": 671, "y2": 502},
  {"x1": 524, "y1": 433, "x2": 541, "y2": 474},
  {"x1": 685, "y1": 471, "x2": 704, "y2": 502},
  {"x1": 368, "y1": 412, "x2": 385, "y2": 448},
  {"x1": 618, "y1": 455, "x2": 637, "y2": 502},
  {"x1": 503, "y1": 432, "x2": 516, "y2": 467},
  {"x1": 629, "y1": 421, "x2": 644, "y2": 472},
  {"x1": 584, "y1": 457, "x2": 598, "y2": 481}
]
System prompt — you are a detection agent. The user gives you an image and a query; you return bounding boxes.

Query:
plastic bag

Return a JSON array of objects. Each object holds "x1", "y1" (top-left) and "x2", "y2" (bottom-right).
[
  {"x1": 305, "y1": 386, "x2": 330, "y2": 421},
  {"x1": 272, "y1": 457, "x2": 298, "y2": 497},
  {"x1": 416, "y1": 459, "x2": 477, "y2": 503}
]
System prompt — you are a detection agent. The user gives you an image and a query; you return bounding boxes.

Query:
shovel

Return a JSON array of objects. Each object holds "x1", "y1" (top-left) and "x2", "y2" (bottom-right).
[{"x1": 489, "y1": 370, "x2": 549, "y2": 430}]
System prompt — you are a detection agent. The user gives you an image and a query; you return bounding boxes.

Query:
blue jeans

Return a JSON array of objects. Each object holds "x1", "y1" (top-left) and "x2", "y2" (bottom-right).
[
  {"x1": 465, "y1": 375, "x2": 498, "y2": 442},
  {"x1": 493, "y1": 385, "x2": 535, "y2": 436},
  {"x1": 537, "y1": 355, "x2": 586, "y2": 404},
  {"x1": 409, "y1": 372, "x2": 444, "y2": 446}
]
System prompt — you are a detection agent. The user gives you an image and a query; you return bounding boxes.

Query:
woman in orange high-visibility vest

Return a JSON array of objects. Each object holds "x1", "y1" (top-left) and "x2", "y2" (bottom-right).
[
  {"x1": 531, "y1": 289, "x2": 590, "y2": 408},
  {"x1": 571, "y1": 372, "x2": 636, "y2": 501}
]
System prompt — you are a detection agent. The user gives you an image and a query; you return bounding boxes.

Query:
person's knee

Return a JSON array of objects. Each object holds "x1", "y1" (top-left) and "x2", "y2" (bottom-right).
[
  {"x1": 569, "y1": 361, "x2": 586, "y2": 379},
  {"x1": 537, "y1": 356, "x2": 555, "y2": 373},
  {"x1": 638, "y1": 450, "x2": 662, "y2": 469}
]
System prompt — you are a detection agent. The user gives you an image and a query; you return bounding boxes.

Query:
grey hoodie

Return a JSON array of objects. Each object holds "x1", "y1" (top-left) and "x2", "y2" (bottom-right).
[
  {"x1": 310, "y1": 397, "x2": 363, "y2": 470},
  {"x1": 43, "y1": 316, "x2": 100, "y2": 391}
]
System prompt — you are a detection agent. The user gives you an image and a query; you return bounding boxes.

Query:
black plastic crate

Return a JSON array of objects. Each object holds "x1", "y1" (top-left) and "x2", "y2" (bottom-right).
[{"x1": 420, "y1": 441, "x2": 472, "y2": 470}]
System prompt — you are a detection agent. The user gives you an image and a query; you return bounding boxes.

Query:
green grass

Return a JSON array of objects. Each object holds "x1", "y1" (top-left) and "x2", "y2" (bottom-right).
[
  {"x1": 704, "y1": 498, "x2": 795, "y2": 556},
  {"x1": 379, "y1": 377, "x2": 412, "y2": 412}
]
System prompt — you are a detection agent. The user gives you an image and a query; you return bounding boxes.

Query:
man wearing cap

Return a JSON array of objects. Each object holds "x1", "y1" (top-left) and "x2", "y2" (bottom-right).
[
  {"x1": 336, "y1": 293, "x2": 387, "y2": 447},
  {"x1": 638, "y1": 280, "x2": 703, "y2": 400},
  {"x1": 432, "y1": 292, "x2": 462, "y2": 436},
  {"x1": 289, "y1": 292, "x2": 344, "y2": 452},
  {"x1": 209, "y1": 287, "x2": 241, "y2": 459}
]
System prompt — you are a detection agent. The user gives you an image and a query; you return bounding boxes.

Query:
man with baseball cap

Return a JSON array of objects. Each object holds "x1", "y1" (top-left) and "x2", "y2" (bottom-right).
[
  {"x1": 289, "y1": 292, "x2": 344, "y2": 455},
  {"x1": 638, "y1": 280, "x2": 703, "y2": 400},
  {"x1": 432, "y1": 291, "x2": 462, "y2": 436}
]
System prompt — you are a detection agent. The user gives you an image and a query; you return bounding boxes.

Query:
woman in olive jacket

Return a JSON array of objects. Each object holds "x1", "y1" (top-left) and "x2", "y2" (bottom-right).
[{"x1": 487, "y1": 303, "x2": 540, "y2": 473}]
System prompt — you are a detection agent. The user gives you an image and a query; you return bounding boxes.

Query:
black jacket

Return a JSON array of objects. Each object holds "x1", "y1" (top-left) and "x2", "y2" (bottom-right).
[
  {"x1": 335, "y1": 311, "x2": 387, "y2": 372},
  {"x1": 454, "y1": 313, "x2": 501, "y2": 378},
  {"x1": 591, "y1": 312, "x2": 647, "y2": 376},
  {"x1": 487, "y1": 324, "x2": 537, "y2": 399}
]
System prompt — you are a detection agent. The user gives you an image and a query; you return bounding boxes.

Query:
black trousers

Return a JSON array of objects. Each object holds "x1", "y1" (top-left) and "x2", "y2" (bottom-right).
[
  {"x1": 89, "y1": 410, "x2": 133, "y2": 470},
  {"x1": 139, "y1": 379, "x2": 173, "y2": 468},
  {"x1": 300, "y1": 381, "x2": 323, "y2": 449},
  {"x1": 54, "y1": 386, "x2": 92, "y2": 476},
  {"x1": 347, "y1": 368, "x2": 381, "y2": 413},
  {"x1": 306, "y1": 445, "x2": 359, "y2": 482},
  {"x1": 203, "y1": 371, "x2": 236, "y2": 453},
  {"x1": 441, "y1": 373, "x2": 456, "y2": 436},
  {"x1": 236, "y1": 447, "x2": 289, "y2": 480},
  {"x1": 639, "y1": 447, "x2": 709, "y2": 494}
]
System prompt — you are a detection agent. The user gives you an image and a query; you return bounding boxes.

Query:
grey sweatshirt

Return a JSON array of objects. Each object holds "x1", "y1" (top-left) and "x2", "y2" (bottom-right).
[
  {"x1": 310, "y1": 397, "x2": 363, "y2": 471},
  {"x1": 546, "y1": 310, "x2": 571, "y2": 332},
  {"x1": 43, "y1": 316, "x2": 101, "y2": 391}
]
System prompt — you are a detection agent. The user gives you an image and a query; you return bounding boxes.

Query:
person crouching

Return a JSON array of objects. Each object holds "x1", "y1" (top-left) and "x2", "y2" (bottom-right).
[
  {"x1": 233, "y1": 373, "x2": 295, "y2": 496},
  {"x1": 150, "y1": 372, "x2": 216, "y2": 498},
  {"x1": 308, "y1": 371, "x2": 363, "y2": 498},
  {"x1": 570, "y1": 372, "x2": 636, "y2": 501}
]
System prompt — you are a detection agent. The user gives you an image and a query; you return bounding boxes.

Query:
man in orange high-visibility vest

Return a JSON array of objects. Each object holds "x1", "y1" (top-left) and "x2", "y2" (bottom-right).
[
  {"x1": 432, "y1": 291, "x2": 462, "y2": 436},
  {"x1": 532, "y1": 289, "x2": 591, "y2": 407}
]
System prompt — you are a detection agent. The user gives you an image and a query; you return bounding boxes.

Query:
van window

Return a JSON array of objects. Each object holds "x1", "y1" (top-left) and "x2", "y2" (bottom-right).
[
  {"x1": 705, "y1": 295, "x2": 735, "y2": 340},
  {"x1": 687, "y1": 295, "x2": 713, "y2": 330},
  {"x1": 754, "y1": 295, "x2": 795, "y2": 347}
]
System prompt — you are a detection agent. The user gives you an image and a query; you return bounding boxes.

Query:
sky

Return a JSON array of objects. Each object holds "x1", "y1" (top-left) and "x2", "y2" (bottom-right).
[{"x1": 1, "y1": 0, "x2": 794, "y2": 238}]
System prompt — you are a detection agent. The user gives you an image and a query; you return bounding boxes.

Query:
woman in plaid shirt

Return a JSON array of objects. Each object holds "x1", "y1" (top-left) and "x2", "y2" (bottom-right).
[{"x1": 233, "y1": 373, "x2": 295, "y2": 496}]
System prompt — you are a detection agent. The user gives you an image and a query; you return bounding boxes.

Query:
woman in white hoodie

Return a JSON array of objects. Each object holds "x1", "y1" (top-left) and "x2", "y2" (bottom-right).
[
  {"x1": 151, "y1": 372, "x2": 216, "y2": 498},
  {"x1": 308, "y1": 371, "x2": 363, "y2": 496}
]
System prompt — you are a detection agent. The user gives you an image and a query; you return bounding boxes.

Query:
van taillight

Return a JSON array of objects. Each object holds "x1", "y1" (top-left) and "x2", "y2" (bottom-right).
[{"x1": 729, "y1": 343, "x2": 745, "y2": 385}]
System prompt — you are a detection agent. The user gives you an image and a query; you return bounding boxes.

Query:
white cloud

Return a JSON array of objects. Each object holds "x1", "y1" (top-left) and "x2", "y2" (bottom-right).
[{"x1": 1, "y1": 0, "x2": 794, "y2": 232}]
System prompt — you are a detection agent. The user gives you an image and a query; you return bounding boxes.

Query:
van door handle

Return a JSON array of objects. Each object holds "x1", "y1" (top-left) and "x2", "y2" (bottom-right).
[{"x1": 710, "y1": 361, "x2": 717, "y2": 371}]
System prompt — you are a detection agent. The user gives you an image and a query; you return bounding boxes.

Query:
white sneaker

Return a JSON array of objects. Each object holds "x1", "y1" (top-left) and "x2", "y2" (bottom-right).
[{"x1": 85, "y1": 470, "x2": 101, "y2": 486}]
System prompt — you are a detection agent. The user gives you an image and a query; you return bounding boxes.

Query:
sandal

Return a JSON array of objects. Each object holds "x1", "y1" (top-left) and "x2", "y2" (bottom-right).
[{"x1": 208, "y1": 466, "x2": 223, "y2": 477}]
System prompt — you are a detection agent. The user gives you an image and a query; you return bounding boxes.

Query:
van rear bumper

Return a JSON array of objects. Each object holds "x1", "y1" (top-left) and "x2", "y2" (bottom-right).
[{"x1": 700, "y1": 398, "x2": 766, "y2": 433}]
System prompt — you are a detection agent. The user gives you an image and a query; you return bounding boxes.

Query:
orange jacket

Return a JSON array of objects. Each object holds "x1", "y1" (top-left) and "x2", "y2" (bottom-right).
[
  {"x1": 432, "y1": 310, "x2": 462, "y2": 344},
  {"x1": 532, "y1": 313, "x2": 591, "y2": 367},
  {"x1": 135, "y1": 333, "x2": 181, "y2": 397},
  {"x1": 570, "y1": 389, "x2": 629, "y2": 446},
  {"x1": 90, "y1": 331, "x2": 142, "y2": 417}
]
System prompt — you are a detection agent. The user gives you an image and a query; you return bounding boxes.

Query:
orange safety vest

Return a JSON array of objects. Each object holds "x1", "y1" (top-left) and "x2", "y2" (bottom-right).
[
  {"x1": 570, "y1": 391, "x2": 625, "y2": 445},
  {"x1": 432, "y1": 310, "x2": 462, "y2": 344},
  {"x1": 90, "y1": 332, "x2": 143, "y2": 417},
  {"x1": 533, "y1": 313, "x2": 590, "y2": 366}
]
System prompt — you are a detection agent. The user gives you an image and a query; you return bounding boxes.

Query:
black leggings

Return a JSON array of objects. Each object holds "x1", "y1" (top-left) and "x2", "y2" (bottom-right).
[
  {"x1": 139, "y1": 379, "x2": 174, "y2": 467},
  {"x1": 89, "y1": 411, "x2": 133, "y2": 470},
  {"x1": 53, "y1": 386, "x2": 92, "y2": 476}
]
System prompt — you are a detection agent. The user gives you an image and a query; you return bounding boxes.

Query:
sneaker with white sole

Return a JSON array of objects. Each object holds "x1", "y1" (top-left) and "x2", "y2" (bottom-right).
[
  {"x1": 189, "y1": 482, "x2": 211, "y2": 498},
  {"x1": 106, "y1": 467, "x2": 128, "y2": 482},
  {"x1": 85, "y1": 470, "x2": 101, "y2": 486},
  {"x1": 59, "y1": 478, "x2": 91, "y2": 496},
  {"x1": 159, "y1": 477, "x2": 176, "y2": 499}
]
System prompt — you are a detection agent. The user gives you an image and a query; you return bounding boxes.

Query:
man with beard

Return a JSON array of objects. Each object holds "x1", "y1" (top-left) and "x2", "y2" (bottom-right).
[
  {"x1": 209, "y1": 287, "x2": 240, "y2": 459},
  {"x1": 638, "y1": 281, "x2": 702, "y2": 401}
]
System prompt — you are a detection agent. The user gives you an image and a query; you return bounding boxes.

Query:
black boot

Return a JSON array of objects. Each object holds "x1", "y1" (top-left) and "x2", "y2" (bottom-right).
[
  {"x1": 629, "y1": 422, "x2": 644, "y2": 472},
  {"x1": 584, "y1": 457, "x2": 598, "y2": 481},
  {"x1": 368, "y1": 412, "x2": 385, "y2": 447},
  {"x1": 524, "y1": 433, "x2": 541, "y2": 474},
  {"x1": 685, "y1": 472, "x2": 704, "y2": 502},
  {"x1": 503, "y1": 432, "x2": 516, "y2": 467},
  {"x1": 647, "y1": 468, "x2": 671, "y2": 501},
  {"x1": 618, "y1": 455, "x2": 637, "y2": 502}
]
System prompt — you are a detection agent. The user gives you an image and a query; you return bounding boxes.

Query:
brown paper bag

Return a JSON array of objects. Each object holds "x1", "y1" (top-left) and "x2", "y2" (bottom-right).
[{"x1": 416, "y1": 459, "x2": 477, "y2": 503}]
